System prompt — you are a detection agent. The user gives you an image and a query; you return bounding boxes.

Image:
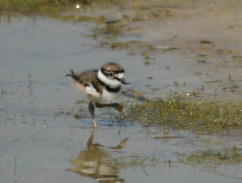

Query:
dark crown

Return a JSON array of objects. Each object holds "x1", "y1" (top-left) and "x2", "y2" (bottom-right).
[{"x1": 101, "y1": 63, "x2": 124, "y2": 75}]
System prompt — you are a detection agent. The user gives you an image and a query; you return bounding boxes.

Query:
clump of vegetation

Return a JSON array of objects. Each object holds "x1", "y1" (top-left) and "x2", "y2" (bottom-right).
[
  {"x1": 0, "y1": 0, "x2": 74, "y2": 13},
  {"x1": 100, "y1": 40, "x2": 153, "y2": 51},
  {"x1": 99, "y1": 40, "x2": 156, "y2": 60},
  {"x1": 0, "y1": 0, "x2": 95, "y2": 14},
  {"x1": 185, "y1": 146, "x2": 242, "y2": 165},
  {"x1": 0, "y1": 0, "x2": 133, "y2": 14},
  {"x1": 129, "y1": 97, "x2": 242, "y2": 133}
]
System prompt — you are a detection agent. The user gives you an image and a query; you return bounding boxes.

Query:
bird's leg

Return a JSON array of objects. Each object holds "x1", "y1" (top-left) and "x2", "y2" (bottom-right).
[
  {"x1": 95, "y1": 102, "x2": 127, "y2": 117},
  {"x1": 86, "y1": 128, "x2": 96, "y2": 147},
  {"x1": 88, "y1": 101, "x2": 97, "y2": 128}
]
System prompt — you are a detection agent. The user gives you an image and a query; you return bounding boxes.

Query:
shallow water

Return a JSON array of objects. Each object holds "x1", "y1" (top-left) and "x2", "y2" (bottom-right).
[{"x1": 0, "y1": 16, "x2": 242, "y2": 183}]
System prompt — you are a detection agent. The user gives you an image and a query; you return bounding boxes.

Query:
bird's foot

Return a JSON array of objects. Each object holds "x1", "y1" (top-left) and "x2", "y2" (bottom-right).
[
  {"x1": 120, "y1": 109, "x2": 128, "y2": 118},
  {"x1": 92, "y1": 119, "x2": 97, "y2": 128}
]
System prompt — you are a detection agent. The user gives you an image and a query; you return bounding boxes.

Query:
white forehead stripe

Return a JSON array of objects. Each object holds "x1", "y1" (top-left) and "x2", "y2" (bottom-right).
[
  {"x1": 116, "y1": 73, "x2": 124, "y2": 79},
  {"x1": 97, "y1": 70, "x2": 121, "y2": 88}
]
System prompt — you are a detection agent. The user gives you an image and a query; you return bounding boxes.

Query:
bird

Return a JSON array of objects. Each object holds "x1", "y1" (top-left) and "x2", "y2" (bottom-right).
[{"x1": 67, "y1": 62, "x2": 130, "y2": 128}]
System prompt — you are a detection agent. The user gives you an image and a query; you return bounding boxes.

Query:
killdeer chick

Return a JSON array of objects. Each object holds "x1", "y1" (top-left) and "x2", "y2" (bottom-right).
[{"x1": 67, "y1": 63, "x2": 129, "y2": 128}]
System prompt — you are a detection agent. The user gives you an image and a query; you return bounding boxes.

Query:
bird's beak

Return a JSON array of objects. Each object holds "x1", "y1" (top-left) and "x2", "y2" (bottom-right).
[
  {"x1": 115, "y1": 77, "x2": 130, "y2": 85},
  {"x1": 121, "y1": 78, "x2": 130, "y2": 85}
]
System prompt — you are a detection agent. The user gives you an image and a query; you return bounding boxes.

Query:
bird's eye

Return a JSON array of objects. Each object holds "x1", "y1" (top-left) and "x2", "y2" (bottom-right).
[{"x1": 107, "y1": 72, "x2": 114, "y2": 77}]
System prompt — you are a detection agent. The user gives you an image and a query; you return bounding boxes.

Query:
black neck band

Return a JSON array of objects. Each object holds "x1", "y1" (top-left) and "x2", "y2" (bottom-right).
[{"x1": 97, "y1": 78, "x2": 121, "y2": 93}]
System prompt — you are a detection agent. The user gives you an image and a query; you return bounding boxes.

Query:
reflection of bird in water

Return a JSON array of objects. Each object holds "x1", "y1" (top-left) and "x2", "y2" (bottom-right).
[{"x1": 68, "y1": 129, "x2": 128, "y2": 183}]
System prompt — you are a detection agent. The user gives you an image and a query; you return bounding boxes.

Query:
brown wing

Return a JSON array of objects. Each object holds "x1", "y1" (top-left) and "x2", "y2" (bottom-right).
[{"x1": 68, "y1": 69, "x2": 103, "y2": 93}]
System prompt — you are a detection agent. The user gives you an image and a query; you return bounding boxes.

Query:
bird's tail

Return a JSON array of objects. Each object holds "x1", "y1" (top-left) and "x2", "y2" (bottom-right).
[
  {"x1": 66, "y1": 69, "x2": 79, "y2": 81},
  {"x1": 66, "y1": 69, "x2": 74, "y2": 77}
]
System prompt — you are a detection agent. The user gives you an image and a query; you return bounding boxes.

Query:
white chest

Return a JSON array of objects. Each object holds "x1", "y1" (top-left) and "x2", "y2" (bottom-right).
[{"x1": 101, "y1": 88, "x2": 117, "y2": 102}]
